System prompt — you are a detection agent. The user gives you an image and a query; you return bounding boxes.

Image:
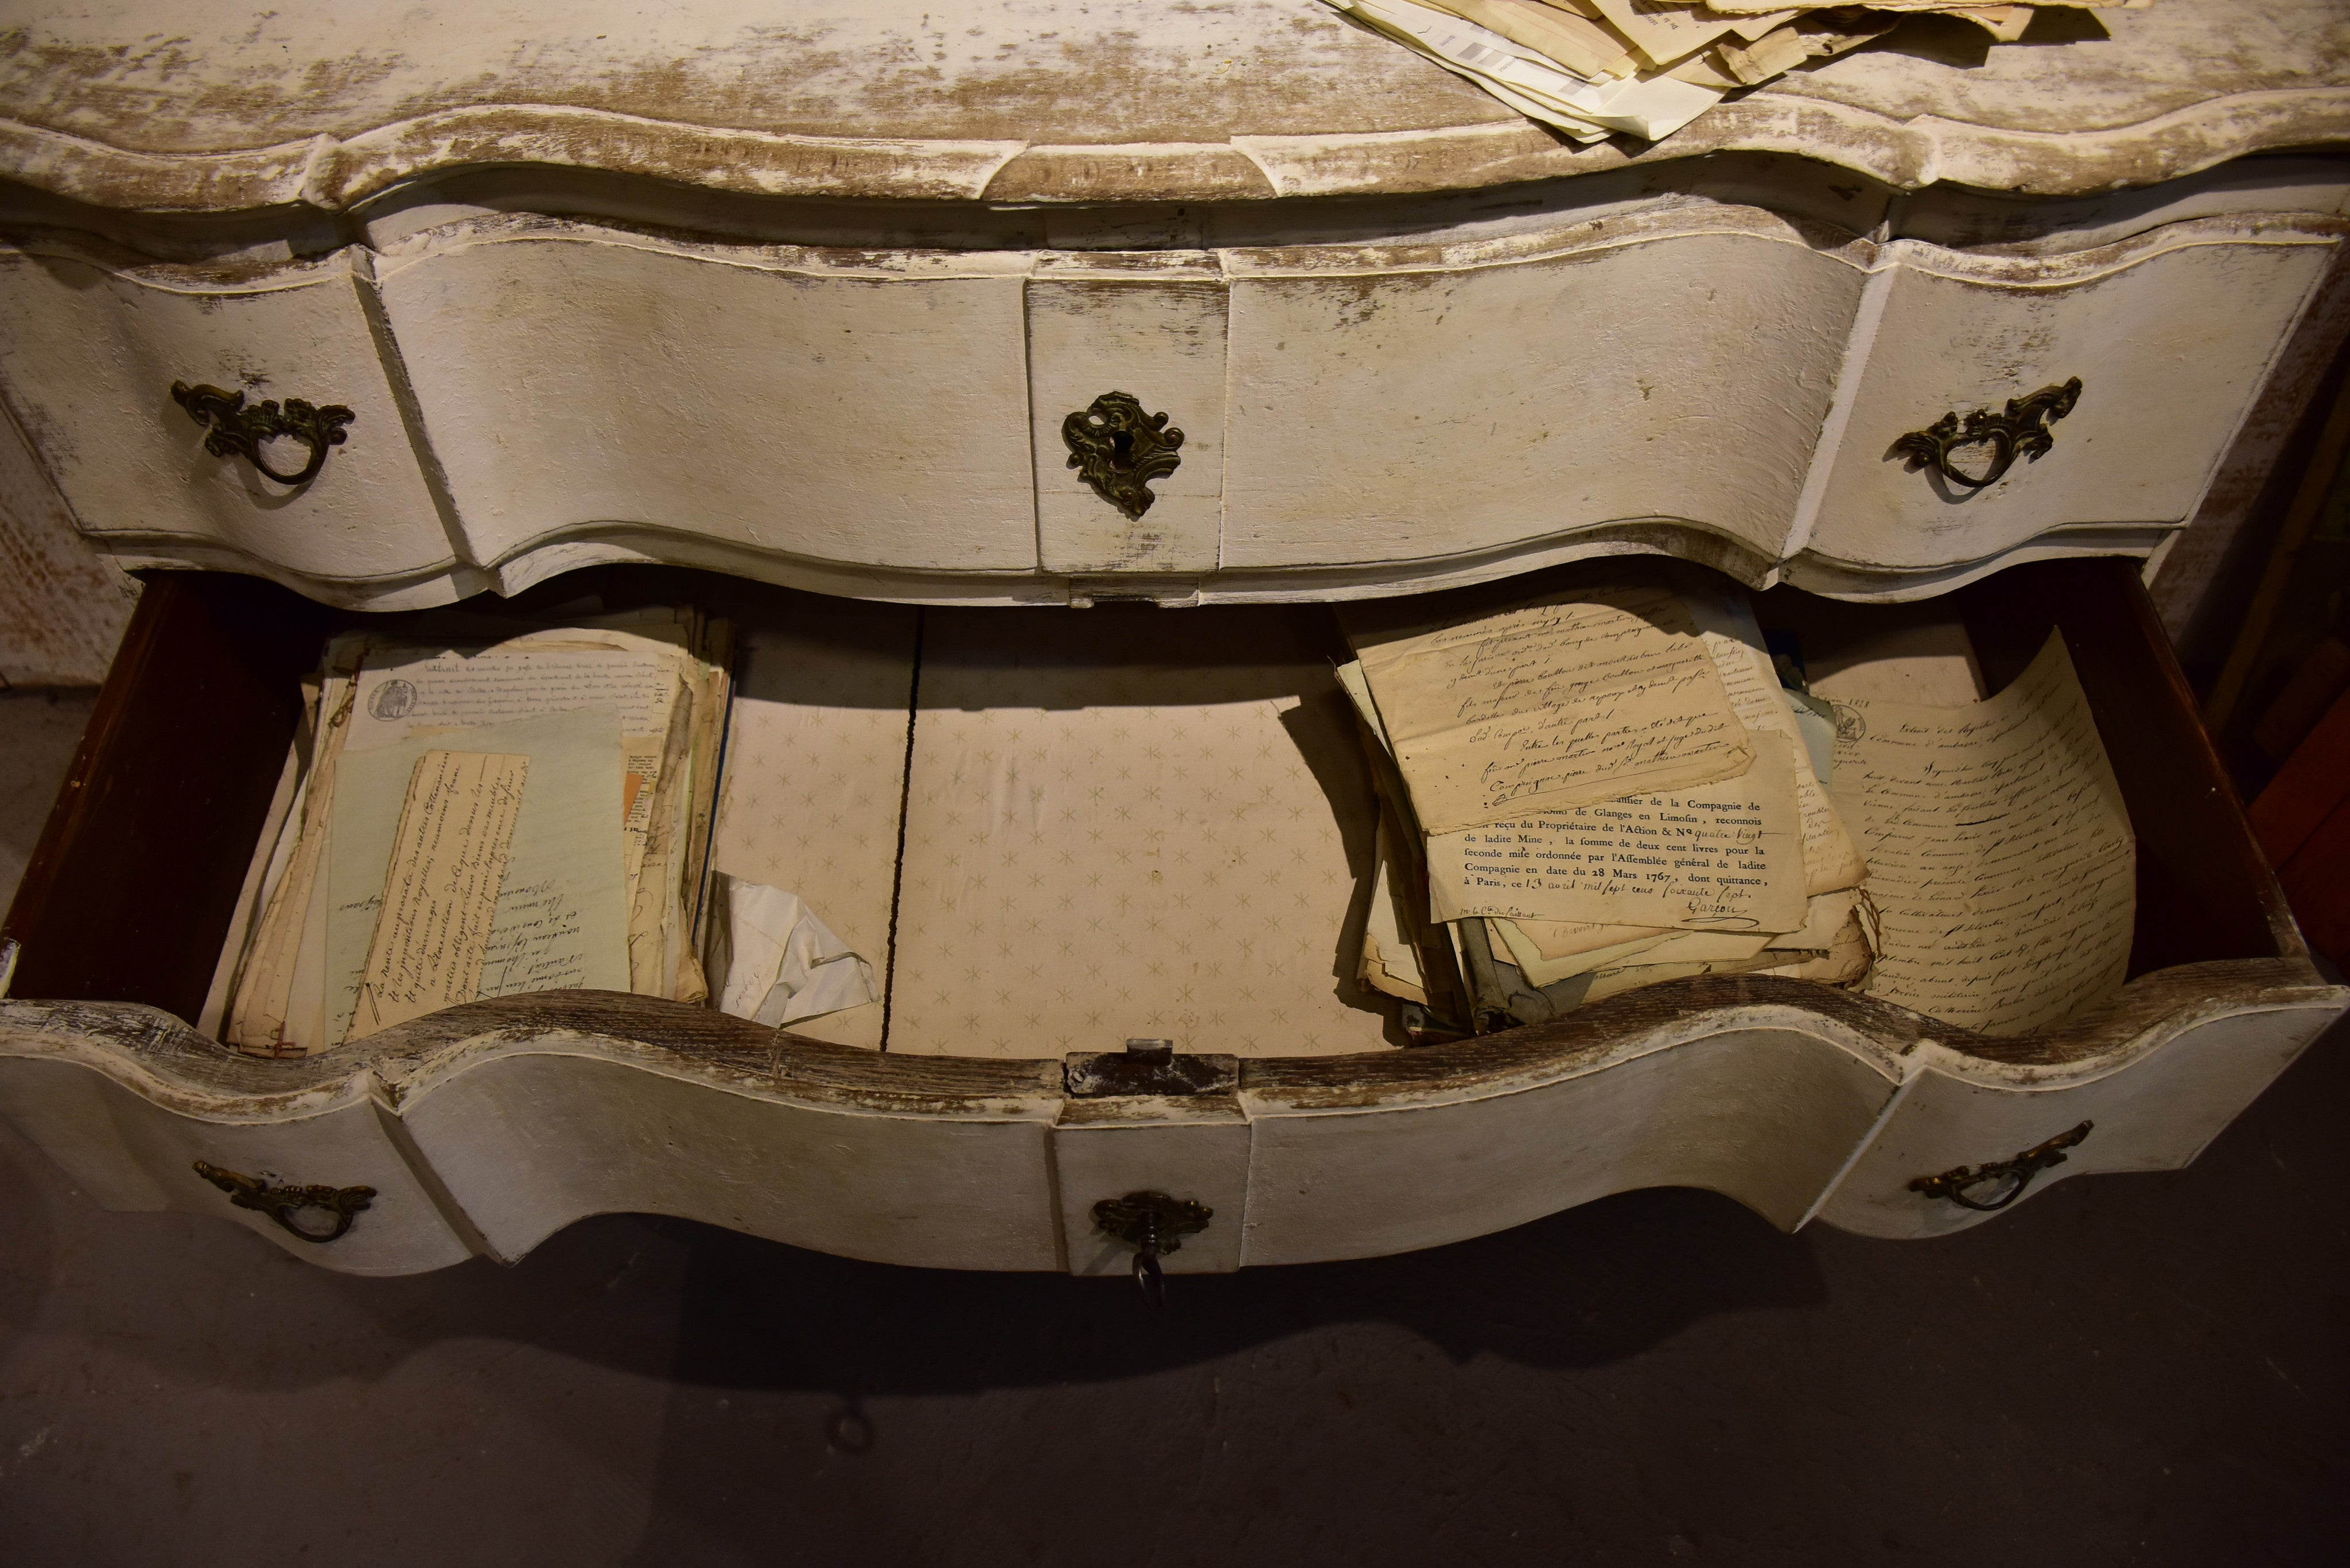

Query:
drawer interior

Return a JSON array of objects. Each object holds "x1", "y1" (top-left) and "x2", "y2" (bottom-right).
[{"x1": 1, "y1": 558, "x2": 2300, "y2": 1058}]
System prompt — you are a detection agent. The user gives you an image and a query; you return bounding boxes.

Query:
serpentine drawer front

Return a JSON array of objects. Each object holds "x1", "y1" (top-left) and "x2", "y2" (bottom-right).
[
  {"x1": 1802, "y1": 219, "x2": 2343, "y2": 587},
  {"x1": 0, "y1": 562, "x2": 2338, "y2": 1275},
  {"x1": 0, "y1": 233, "x2": 456, "y2": 602},
  {"x1": 3, "y1": 197, "x2": 2339, "y2": 608}
]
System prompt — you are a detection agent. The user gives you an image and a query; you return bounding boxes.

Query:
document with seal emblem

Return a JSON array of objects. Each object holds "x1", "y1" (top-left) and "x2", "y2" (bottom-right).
[{"x1": 220, "y1": 604, "x2": 734, "y2": 1057}]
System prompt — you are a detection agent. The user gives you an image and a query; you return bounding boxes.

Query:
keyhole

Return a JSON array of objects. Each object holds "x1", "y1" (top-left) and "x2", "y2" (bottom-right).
[{"x1": 1109, "y1": 427, "x2": 1134, "y2": 468}]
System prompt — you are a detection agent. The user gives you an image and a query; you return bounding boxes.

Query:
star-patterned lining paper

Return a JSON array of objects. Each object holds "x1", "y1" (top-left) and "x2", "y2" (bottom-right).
[
  {"x1": 888, "y1": 608, "x2": 1400, "y2": 1058},
  {"x1": 705, "y1": 596, "x2": 920, "y2": 1050}
]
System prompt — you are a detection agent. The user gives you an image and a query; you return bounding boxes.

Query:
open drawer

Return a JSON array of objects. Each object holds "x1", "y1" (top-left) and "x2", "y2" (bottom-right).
[{"x1": 1, "y1": 559, "x2": 2339, "y2": 1277}]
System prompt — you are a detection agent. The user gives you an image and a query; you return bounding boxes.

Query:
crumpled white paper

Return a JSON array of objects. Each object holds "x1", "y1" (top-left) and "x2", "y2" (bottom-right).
[{"x1": 707, "y1": 874, "x2": 878, "y2": 1028}]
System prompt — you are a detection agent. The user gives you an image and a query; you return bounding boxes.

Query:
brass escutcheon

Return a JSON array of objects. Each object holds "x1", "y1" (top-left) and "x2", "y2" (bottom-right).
[
  {"x1": 1093, "y1": 1189, "x2": 1212, "y2": 1306},
  {"x1": 1063, "y1": 391, "x2": 1183, "y2": 519}
]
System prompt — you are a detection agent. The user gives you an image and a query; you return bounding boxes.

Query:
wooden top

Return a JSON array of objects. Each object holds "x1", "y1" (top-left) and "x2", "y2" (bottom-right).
[{"x1": 2, "y1": 0, "x2": 2345, "y2": 211}]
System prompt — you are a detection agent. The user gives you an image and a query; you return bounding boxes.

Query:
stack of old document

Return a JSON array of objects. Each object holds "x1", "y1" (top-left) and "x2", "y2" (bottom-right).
[
  {"x1": 1316, "y1": 1, "x2": 2157, "y2": 145},
  {"x1": 1340, "y1": 577, "x2": 1876, "y2": 1027},
  {"x1": 1341, "y1": 575, "x2": 2139, "y2": 1038},
  {"x1": 220, "y1": 606, "x2": 733, "y2": 1057}
]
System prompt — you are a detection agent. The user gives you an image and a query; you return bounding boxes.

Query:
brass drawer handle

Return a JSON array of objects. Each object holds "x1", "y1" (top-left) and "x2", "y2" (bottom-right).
[
  {"x1": 193, "y1": 1159, "x2": 377, "y2": 1243},
  {"x1": 1063, "y1": 390, "x2": 1182, "y2": 519},
  {"x1": 170, "y1": 380, "x2": 355, "y2": 486},
  {"x1": 1908, "y1": 1120, "x2": 2092, "y2": 1212},
  {"x1": 1093, "y1": 1189, "x2": 1212, "y2": 1305},
  {"x1": 1892, "y1": 378, "x2": 2081, "y2": 491}
]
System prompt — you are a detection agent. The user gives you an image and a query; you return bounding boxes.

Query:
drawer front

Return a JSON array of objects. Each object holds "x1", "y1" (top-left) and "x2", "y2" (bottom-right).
[
  {"x1": 1818, "y1": 1003, "x2": 2336, "y2": 1239},
  {"x1": 1, "y1": 565, "x2": 2339, "y2": 1274},
  {"x1": 371, "y1": 218, "x2": 1040, "y2": 579},
  {"x1": 1026, "y1": 255, "x2": 1227, "y2": 577},
  {"x1": 1239, "y1": 1028, "x2": 1899, "y2": 1265},
  {"x1": 1806, "y1": 220, "x2": 2340, "y2": 571},
  {"x1": 1219, "y1": 215, "x2": 1865, "y2": 575},
  {"x1": 0, "y1": 1055, "x2": 473, "y2": 1275},
  {"x1": 1, "y1": 202, "x2": 2337, "y2": 608},
  {"x1": 0, "y1": 235, "x2": 454, "y2": 589}
]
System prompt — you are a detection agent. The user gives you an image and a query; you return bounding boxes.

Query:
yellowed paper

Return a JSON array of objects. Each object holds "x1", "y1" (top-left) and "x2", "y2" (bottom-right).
[
  {"x1": 1700, "y1": 631, "x2": 1868, "y2": 897},
  {"x1": 1359, "y1": 586, "x2": 1752, "y2": 834},
  {"x1": 1583, "y1": 953, "x2": 1786, "y2": 1001},
  {"x1": 1489, "y1": 917, "x2": 1674, "y2": 986},
  {"x1": 1933, "y1": 5, "x2": 2035, "y2": 41},
  {"x1": 348, "y1": 643, "x2": 684, "y2": 753},
  {"x1": 1698, "y1": 0, "x2": 2137, "y2": 12},
  {"x1": 1832, "y1": 633, "x2": 2134, "y2": 1036},
  {"x1": 327, "y1": 710, "x2": 629, "y2": 1048},
  {"x1": 1586, "y1": 0, "x2": 1792, "y2": 66},
  {"x1": 1361, "y1": 833, "x2": 1432, "y2": 1005},
  {"x1": 628, "y1": 682, "x2": 696, "y2": 997},
  {"x1": 349, "y1": 750, "x2": 528, "y2": 1041},
  {"x1": 1426, "y1": 731, "x2": 1808, "y2": 932},
  {"x1": 1767, "y1": 886, "x2": 1862, "y2": 952},
  {"x1": 226, "y1": 656, "x2": 361, "y2": 1056},
  {"x1": 1756, "y1": 894, "x2": 1876, "y2": 986},
  {"x1": 1420, "y1": 0, "x2": 1641, "y2": 77},
  {"x1": 1498, "y1": 915, "x2": 1673, "y2": 962}
]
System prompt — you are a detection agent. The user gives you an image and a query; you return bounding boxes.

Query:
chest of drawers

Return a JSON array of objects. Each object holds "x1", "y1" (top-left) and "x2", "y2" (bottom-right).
[{"x1": 2, "y1": 0, "x2": 2345, "y2": 1275}]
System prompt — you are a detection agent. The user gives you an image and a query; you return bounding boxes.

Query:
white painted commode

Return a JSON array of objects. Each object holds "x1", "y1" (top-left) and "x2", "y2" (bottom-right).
[{"x1": 0, "y1": 0, "x2": 2343, "y2": 1275}]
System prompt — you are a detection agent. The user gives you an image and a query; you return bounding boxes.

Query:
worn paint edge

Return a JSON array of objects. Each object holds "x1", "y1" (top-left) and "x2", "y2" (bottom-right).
[{"x1": 0, "y1": 86, "x2": 2344, "y2": 215}]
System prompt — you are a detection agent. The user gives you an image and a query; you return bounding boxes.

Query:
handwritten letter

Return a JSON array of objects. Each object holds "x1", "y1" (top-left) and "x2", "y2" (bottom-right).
[
  {"x1": 349, "y1": 750, "x2": 527, "y2": 1040},
  {"x1": 1832, "y1": 632, "x2": 2134, "y2": 1037},
  {"x1": 1360, "y1": 586, "x2": 1752, "y2": 833}
]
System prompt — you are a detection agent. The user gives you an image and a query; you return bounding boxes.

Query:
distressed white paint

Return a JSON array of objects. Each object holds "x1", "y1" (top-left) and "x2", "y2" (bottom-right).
[
  {"x1": 0, "y1": 236, "x2": 456, "y2": 589},
  {"x1": 391, "y1": 1044, "x2": 1065, "y2": 1270},
  {"x1": 1805, "y1": 220, "x2": 2343, "y2": 571},
  {"x1": 1219, "y1": 214, "x2": 1864, "y2": 574},
  {"x1": 370, "y1": 215, "x2": 1041, "y2": 578},
  {"x1": 0, "y1": 1054, "x2": 474, "y2": 1274},
  {"x1": 1816, "y1": 1004, "x2": 2335, "y2": 1238},
  {"x1": 1238, "y1": 1025, "x2": 1900, "y2": 1265},
  {"x1": 0, "y1": 2, "x2": 2344, "y2": 209},
  {"x1": 1052, "y1": 1099, "x2": 1253, "y2": 1276},
  {"x1": 1026, "y1": 254, "x2": 1227, "y2": 575},
  {"x1": 1, "y1": 182, "x2": 2342, "y2": 608},
  {"x1": 5, "y1": 981, "x2": 2334, "y2": 1275}
]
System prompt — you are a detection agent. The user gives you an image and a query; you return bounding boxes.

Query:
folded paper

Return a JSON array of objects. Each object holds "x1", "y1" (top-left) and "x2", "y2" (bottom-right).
[{"x1": 710, "y1": 875, "x2": 880, "y2": 1028}]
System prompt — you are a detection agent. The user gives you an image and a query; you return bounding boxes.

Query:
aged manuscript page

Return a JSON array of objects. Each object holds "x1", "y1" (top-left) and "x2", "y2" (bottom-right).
[
  {"x1": 349, "y1": 750, "x2": 528, "y2": 1041},
  {"x1": 1831, "y1": 632, "x2": 2134, "y2": 1036},
  {"x1": 348, "y1": 637, "x2": 687, "y2": 889},
  {"x1": 325, "y1": 709, "x2": 629, "y2": 1048},
  {"x1": 1357, "y1": 586, "x2": 1752, "y2": 834},
  {"x1": 1423, "y1": 732, "x2": 1807, "y2": 932}
]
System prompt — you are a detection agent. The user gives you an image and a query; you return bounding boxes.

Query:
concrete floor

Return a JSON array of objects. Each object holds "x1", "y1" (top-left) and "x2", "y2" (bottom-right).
[{"x1": 1, "y1": 687, "x2": 2344, "y2": 1565}]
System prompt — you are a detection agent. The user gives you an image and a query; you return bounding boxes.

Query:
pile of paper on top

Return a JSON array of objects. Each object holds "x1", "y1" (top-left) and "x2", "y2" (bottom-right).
[
  {"x1": 1316, "y1": 1, "x2": 2158, "y2": 145},
  {"x1": 1340, "y1": 567, "x2": 2140, "y2": 1038},
  {"x1": 219, "y1": 604, "x2": 734, "y2": 1057}
]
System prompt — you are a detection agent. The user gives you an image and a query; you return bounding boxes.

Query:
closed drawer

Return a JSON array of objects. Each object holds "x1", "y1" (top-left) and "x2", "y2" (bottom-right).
[
  {"x1": 0, "y1": 231, "x2": 457, "y2": 601},
  {"x1": 4, "y1": 191, "x2": 2341, "y2": 610},
  {"x1": 1219, "y1": 207, "x2": 1864, "y2": 581},
  {"x1": 369, "y1": 215, "x2": 1042, "y2": 585},
  {"x1": 1805, "y1": 216, "x2": 2342, "y2": 573},
  {"x1": 1, "y1": 560, "x2": 2337, "y2": 1274}
]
